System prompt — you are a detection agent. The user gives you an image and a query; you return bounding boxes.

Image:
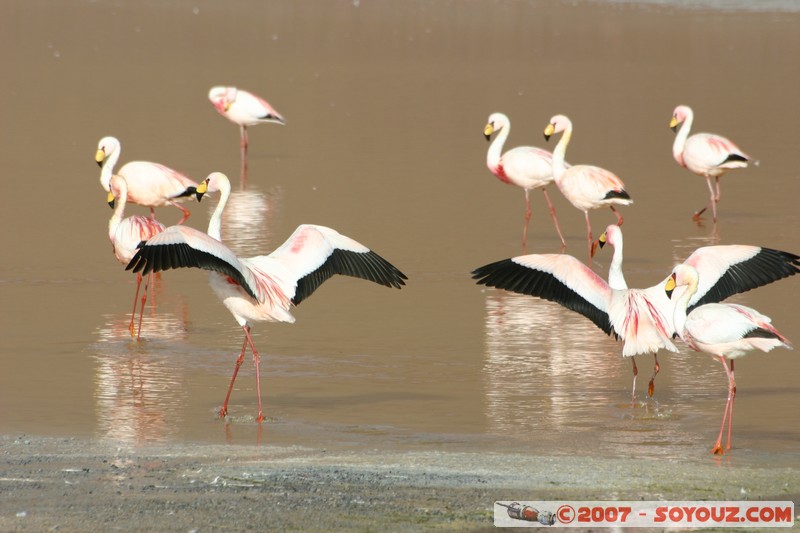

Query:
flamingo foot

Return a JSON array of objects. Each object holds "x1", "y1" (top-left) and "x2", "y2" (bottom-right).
[
  {"x1": 218, "y1": 407, "x2": 228, "y2": 418},
  {"x1": 128, "y1": 321, "x2": 136, "y2": 338},
  {"x1": 647, "y1": 378, "x2": 655, "y2": 398},
  {"x1": 711, "y1": 442, "x2": 725, "y2": 455},
  {"x1": 256, "y1": 413, "x2": 265, "y2": 423},
  {"x1": 692, "y1": 208, "x2": 707, "y2": 221},
  {"x1": 590, "y1": 239, "x2": 599, "y2": 258}
]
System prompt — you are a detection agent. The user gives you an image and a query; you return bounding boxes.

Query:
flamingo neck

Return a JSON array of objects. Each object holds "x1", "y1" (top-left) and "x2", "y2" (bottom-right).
[
  {"x1": 108, "y1": 178, "x2": 127, "y2": 243},
  {"x1": 607, "y1": 241, "x2": 627, "y2": 290},
  {"x1": 551, "y1": 123, "x2": 572, "y2": 180},
  {"x1": 672, "y1": 274, "x2": 697, "y2": 340},
  {"x1": 486, "y1": 124, "x2": 508, "y2": 174},
  {"x1": 672, "y1": 110, "x2": 693, "y2": 166},
  {"x1": 100, "y1": 149, "x2": 119, "y2": 192},
  {"x1": 207, "y1": 180, "x2": 231, "y2": 242}
]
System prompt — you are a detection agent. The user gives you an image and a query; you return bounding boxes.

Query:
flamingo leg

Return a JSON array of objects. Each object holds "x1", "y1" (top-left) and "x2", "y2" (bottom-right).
[
  {"x1": 712, "y1": 355, "x2": 735, "y2": 455},
  {"x1": 129, "y1": 273, "x2": 143, "y2": 338},
  {"x1": 167, "y1": 200, "x2": 191, "y2": 225},
  {"x1": 585, "y1": 211, "x2": 597, "y2": 260},
  {"x1": 694, "y1": 176, "x2": 716, "y2": 222},
  {"x1": 135, "y1": 272, "x2": 153, "y2": 342},
  {"x1": 540, "y1": 188, "x2": 566, "y2": 248},
  {"x1": 610, "y1": 205, "x2": 624, "y2": 226},
  {"x1": 219, "y1": 333, "x2": 249, "y2": 418},
  {"x1": 726, "y1": 359, "x2": 736, "y2": 451},
  {"x1": 647, "y1": 353, "x2": 661, "y2": 397},
  {"x1": 519, "y1": 189, "x2": 532, "y2": 253},
  {"x1": 630, "y1": 357, "x2": 638, "y2": 404},
  {"x1": 240, "y1": 125, "x2": 249, "y2": 183},
  {"x1": 240, "y1": 325, "x2": 266, "y2": 423}
]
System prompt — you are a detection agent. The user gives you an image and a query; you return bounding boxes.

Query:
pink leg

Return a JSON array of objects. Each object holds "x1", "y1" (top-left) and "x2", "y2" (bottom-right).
[
  {"x1": 610, "y1": 205, "x2": 624, "y2": 226},
  {"x1": 694, "y1": 176, "x2": 716, "y2": 222},
  {"x1": 585, "y1": 211, "x2": 596, "y2": 260},
  {"x1": 647, "y1": 353, "x2": 660, "y2": 397},
  {"x1": 220, "y1": 333, "x2": 249, "y2": 418},
  {"x1": 149, "y1": 207, "x2": 156, "y2": 220},
  {"x1": 135, "y1": 272, "x2": 153, "y2": 341},
  {"x1": 167, "y1": 200, "x2": 191, "y2": 225},
  {"x1": 241, "y1": 325, "x2": 266, "y2": 423},
  {"x1": 129, "y1": 273, "x2": 143, "y2": 338},
  {"x1": 240, "y1": 125, "x2": 249, "y2": 185},
  {"x1": 541, "y1": 188, "x2": 566, "y2": 248},
  {"x1": 726, "y1": 359, "x2": 736, "y2": 451},
  {"x1": 630, "y1": 357, "x2": 638, "y2": 404},
  {"x1": 712, "y1": 356, "x2": 735, "y2": 455},
  {"x1": 521, "y1": 189, "x2": 531, "y2": 253}
]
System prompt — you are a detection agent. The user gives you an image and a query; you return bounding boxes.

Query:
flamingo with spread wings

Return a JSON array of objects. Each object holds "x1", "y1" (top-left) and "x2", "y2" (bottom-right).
[
  {"x1": 96, "y1": 136, "x2": 202, "y2": 224},
  {"x1": 670, "y1": 105, "x2": 751, "y2": 223},
  {"x1": 126, "y1": 172, "x2": 407, "y2": 422},
  {"x1": 543, "y1": 115, "x2": 632, "y2": 260},
  {"x1": 484, "y1": 112, "x2": 566, "y2": 252},
  {"x1": 666, "y1": 264, "x2": 792, "y2": 454},
  {"x1": 473, "y1": 231, "x2": 799, "y2": 401}
]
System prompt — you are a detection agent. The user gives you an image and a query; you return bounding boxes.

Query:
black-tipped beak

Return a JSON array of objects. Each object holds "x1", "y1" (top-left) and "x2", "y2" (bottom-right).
[
  {"x1": 544, "y1": 133, "x2": 551, "y2": 142},
  {"x1": 108, "y1": 198, "x2": 115, "y2": 209}
]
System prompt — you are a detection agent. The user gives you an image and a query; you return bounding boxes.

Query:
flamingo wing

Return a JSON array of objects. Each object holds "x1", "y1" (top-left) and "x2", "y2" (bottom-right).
[
  {"x1": 257, "y1": 224, "x2": 407, "y2": 305},
  {"x1": 680, "y1": 246, "x2": 800, "y2": 313},
  {"x1": 472, "y1": 254, "x2": 614, "y2": 335},
  {"x1": 125, "y1": 225, "x2": 260, "y2": 300}
]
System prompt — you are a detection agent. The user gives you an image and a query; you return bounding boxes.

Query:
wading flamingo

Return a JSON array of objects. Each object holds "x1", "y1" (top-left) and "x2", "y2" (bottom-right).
[
  {"x1": 484, "y1": 112, "x2": 566, "y2": 252},
  {"x1": 126, "y1": 172, "x2": 407, "y2": 422},
  {"x1": 670, "y1": 105, "x2": 751, "y2": 223},
  {"x1": 543, "y1": 115, "x2": 632, "y2": 260},
  {"x1": 108, "y1": 175, "x2": 168, "y2": 340},
  {"x1": 666, "y1": 264, "x2": 792, "y2": 454},
  {"x1": 472, "y1": 237, "x2": 799, "y2": 402},
  {"x1": 208, "y1": 86, "x2": 285, "y2": 179},
  {"x1": 96, "y1": 136, "x2": 202, "y2": 224}
]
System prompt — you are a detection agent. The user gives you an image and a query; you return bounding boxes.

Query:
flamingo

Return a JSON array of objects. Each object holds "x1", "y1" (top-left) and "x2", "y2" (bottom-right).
[
  {"x1": 543, "y1": 114, "x2": 633, "y2": 260},
  {"x1": 107, "y1": 175, "x2": 167, "y2": 340},
  {"x1": 670, "y1": 105, "x2": 751, "y2": 223},
  {"x1": 472, "y1": 235, "x2": 799, "y2": 401},
  {"x1": 96, "y1": 136, "x2": 203, "y2": 224},
  {"x1": 483, "y1": 112, "x2": 566, "y2": 252},
  {"x1": 208, "y1": 86, "x2": 285, "y2": 178},
  {"x1": 666, "y1": 264, "x2": 792, "y2": 454},
  {"x1": 126, "y1": 172, "x2": 407, "y2": 422}
]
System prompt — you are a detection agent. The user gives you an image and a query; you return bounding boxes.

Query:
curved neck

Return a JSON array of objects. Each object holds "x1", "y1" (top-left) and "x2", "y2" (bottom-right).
[
  {"x1": 207, "y1": 180, "x2": 231, "y2": 242},
  {"x1": 672, "y1": 275, "x2": 697, "y2": 339},
  {"x1": 100, "y1": 148, "x2": 119, "y2": 192},
  {"x1": 486, "y1": 123, "x2": 509, "y2": 172},
  {"x1": 607, "y1": 240, "x2": 627, "y2": 290},
  {"x1": 551, "y1": 122, "x2": 572, "y2": 179},
  {"x1": 672, "y1": 111, "x2": 693, "y2": 164},
  {"x1": 108, "y1": 178, "x2": 127, "y2": 242}
]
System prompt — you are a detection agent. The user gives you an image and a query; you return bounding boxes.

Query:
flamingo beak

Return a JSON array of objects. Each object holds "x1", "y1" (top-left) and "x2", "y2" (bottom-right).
[
  {"x1": 543, "y1": 123, "x2": 555, "y2": 142},
  {"x1": 598, "y1": 233, "x2": 607, "y2": 249},
  {"x1": 107, "y1": 190, "x2": 116, "y2": 209},
  {"x1": 195, "y1": 178, "x2": 209, "y2": 202},
  {"x1": 483, "y1": 122, "x2": 494, "y2": 141},
  {"x1": 665, "y1": 273, "x2": 677, "y2": 299},
  {"x1": 95, "y1": 148, "x2": 106, "y2": 167},
  {"x1": 669, "y1": 115, "x2": 680, "y2": 132}
]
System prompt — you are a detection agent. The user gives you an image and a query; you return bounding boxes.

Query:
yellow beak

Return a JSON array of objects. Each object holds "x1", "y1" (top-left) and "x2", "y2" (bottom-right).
[
  {"x1": 543, "y1": 123, "x2": 555, "y2": 141},
  {"x1": 664, "y1": 274, "x2": 677, "y2": 298},
  {"x1": 107, "y1": 190, "x2": 115, "y2": 209}
]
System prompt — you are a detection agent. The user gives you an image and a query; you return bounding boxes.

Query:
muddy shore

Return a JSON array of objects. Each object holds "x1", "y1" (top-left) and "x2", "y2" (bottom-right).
[{"x1": 1, "y1": 435, "x2": 797, "y2": 531}]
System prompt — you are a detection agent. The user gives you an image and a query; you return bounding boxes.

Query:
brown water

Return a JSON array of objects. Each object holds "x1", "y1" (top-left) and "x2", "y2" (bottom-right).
[{"x1": 1, "y1": 0, "x2": 798, "y2": 466}]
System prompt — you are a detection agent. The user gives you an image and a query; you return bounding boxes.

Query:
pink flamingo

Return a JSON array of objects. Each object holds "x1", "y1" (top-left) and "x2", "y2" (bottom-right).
[
  {"x1": 484, "y1": 112, "x2": 566, "y2": 252},
  {"x1": 666, "y1": 264, "x2": 792, "y2": 454},
  {"x1": 208, "y1": 86, "x2": 285, "y2": 178},
  {"x1": 96, "y1": 136, "x2": 203, "y2": 224},
  {"x1": 473, "y1": 234, "x2": 799, "y2": 402},
  {"x1": 108, "y1": 175, "x2": 167, "y2": 340},
  {"x1": 543, "y1": 115, "x2": 632, "y2": 260},
  {"x1": 670, "y1": 105, "x2": 751, "y2": 223},
  {"x1": 126, "y1": 172, "x2": 406, "y2": 422}
]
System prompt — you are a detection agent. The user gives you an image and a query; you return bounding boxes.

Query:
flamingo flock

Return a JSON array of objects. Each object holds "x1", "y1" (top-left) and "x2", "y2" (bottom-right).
[{"x1": 94, "y1": 95, "x2": 795, "y2": 455}]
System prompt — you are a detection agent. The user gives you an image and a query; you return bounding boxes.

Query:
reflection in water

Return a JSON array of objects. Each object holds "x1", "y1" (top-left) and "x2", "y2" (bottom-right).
[
  {"x1": 482, "y1": 291, "x2": 620, "y2": 435},
  {"x1": 93, "y1": 302, "x2": 190, "y2": 444},
  {"x1": 216, "y1": 185, "x2": 284, "y2": 257}
]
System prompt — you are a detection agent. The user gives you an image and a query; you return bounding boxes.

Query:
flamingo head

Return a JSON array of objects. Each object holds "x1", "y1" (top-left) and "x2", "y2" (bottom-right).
[
  {"x1": 665, "y1": 263, "x2": 699, "y2": 299},
  {"x1": 670, "y1": 105, "x2": 691, "y2": 132},
  {"x1": 199, "y1": 172, "x2": 230, "y2": 199},
  {"x1": 95, "y1": 136, "x2": 120, "y2": 167},
  {"x1": 544, "y1": 114, "x2": 570, "y2": 142},
  {"x1": 484, "y1": 112, "x2": 508, "y2": 141},
  {"x1": 209, "y1": 86, "x2": 237, "y2": 113},
  {"x1": 598, "y1": 224, "x2": 622, "y2": 251}
]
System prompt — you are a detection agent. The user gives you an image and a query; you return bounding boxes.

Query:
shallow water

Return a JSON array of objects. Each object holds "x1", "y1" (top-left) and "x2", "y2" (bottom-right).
[{"x1": 1, "y1": 0, "x2": 798, "y2": 468}]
